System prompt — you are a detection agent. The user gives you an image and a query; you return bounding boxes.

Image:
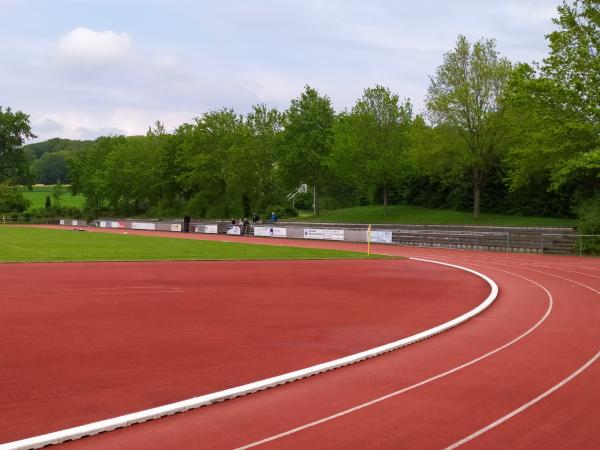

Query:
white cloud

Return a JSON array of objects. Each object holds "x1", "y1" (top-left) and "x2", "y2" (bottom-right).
[
  {"x1": 501, "y1": 3, "x2": 557, "y2": 25},
  {"x1": 239, "y1": 70, "x2": 305, "y2": 105},
  {"x1": 152, "y1": 55, "x2": 180, "y2": 72},
  {"x1": 57, "y1": 27, "x2": 133, "y2": 71}
]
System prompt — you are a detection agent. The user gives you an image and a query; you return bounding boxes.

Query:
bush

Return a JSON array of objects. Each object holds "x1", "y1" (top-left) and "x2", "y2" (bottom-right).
[
  {"x1": 576, "y1": 195, "x2": 600, "y2": 254},
  {"x1": 0, "y1": 183, "x2": 31, "y2": 213}
]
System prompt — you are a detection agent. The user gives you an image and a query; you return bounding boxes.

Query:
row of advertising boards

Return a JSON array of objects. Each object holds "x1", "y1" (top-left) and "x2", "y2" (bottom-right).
[
  {"x1": 91, "y1": 220, "x2": 393, "y2": 244},
  {"x1": 193, "y1": 225, "x2": 393, "y2": 243},
  {"x1": 98, "y1": 221, "x2": 182, "y2": 232}
]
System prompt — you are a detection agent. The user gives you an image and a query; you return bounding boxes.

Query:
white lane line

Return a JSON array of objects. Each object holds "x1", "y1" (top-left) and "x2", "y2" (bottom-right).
[
  {"x1": 234, "y1": 266, "x2": 553, "y2": 450},
  {"x1": 61, "y1": 286, "x2": 168, "y2": 291},
  {"x1": 0, "y1": 258, "x2": 497, "y2": 450},
  {"x1": 473, "y1": 261, "x2": 600, "y2": 296},
  {"x1": 412, "y1": 256, "x2": 600, "y2": 449},
  {"x1": 444, "y1": 350, "x2": 600, "y2": 449},
  {"x1": 532, "y1": 264, "x2": 600, "y2": 281}
]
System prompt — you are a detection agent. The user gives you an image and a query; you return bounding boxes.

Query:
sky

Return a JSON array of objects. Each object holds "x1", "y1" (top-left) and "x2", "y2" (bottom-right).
[{"x1": 0, "y1": 0, "x2": 560, "y2": 141}]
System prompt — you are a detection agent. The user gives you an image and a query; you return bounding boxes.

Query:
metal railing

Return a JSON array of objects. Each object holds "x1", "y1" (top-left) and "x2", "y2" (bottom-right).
[
  {"x1": 541, "y1": 234, "x2": 600, "y2": 256},
  {"x1": 392, "y1": 229, "x2": 512, "y2": 252},
  {"x1": 0, "y1": 216, "x2": 61, "y2": 225}
]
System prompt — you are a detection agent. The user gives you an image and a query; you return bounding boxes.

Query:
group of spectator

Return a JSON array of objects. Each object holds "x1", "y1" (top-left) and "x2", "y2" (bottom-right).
[
  {"x1": 230, "y1": 217, "x2": 251, "y2": 235},
  {"x1": 228, "y1": 211, "x2": 279, "y2": 235}
]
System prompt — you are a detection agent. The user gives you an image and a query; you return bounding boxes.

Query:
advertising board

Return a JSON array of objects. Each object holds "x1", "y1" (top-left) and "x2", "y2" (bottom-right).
[
  {"x1": 132, "y1": 222, "x2": 156, "y2": 231},
  {"x1": 227, "y1": 226, "x2": 241, "y2": 235},
  {"x1": 194, "y1": 224, "x2": 218, "y2": 234},
  {"x1": 369, "y1": 230, "x2": 393, "y2": 244},
  {"x1": 254, "y1": 226, "x2": 287, "y2": 238},
  {"x1": 303, "y1": 228, "x2": 345, "y2": 241}
]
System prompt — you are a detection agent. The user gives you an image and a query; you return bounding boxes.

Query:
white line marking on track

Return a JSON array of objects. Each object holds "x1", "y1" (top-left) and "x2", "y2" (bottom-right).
[
  {"x1": 234, "y1": 266, "x2": 553, "y2": 450},
  {"x1": 0, "y1": 258, "x2": 498, "y2": 450},
  {"x1": 444, "y1": 350, "x2": 600, "y2": 449}
]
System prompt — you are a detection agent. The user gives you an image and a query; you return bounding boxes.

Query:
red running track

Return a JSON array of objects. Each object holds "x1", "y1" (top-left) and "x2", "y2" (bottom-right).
[
  {"x1": 6, "y1": 227, "x2": 600, "y2": 449},
  {"x1": 0, "y1": 256, "x2": 488, "y2": 443}
]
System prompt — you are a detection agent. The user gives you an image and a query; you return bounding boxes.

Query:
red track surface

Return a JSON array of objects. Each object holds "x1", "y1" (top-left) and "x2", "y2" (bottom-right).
[
  {"x1": 5, "y1": 227, "x2": 600, "y2": 449},
  {"x1": 1, "y1": 254, "x2": 487, "y2": 443}
]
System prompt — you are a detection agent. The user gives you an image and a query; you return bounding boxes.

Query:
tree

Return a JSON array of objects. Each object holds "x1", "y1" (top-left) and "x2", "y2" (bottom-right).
[
  {"x1": 279, "y1": 86, "x2": 335, "y2": 215},
  {"x1": 177, "y1": 109, "x2": 244, "y2": 217},
  {"x1": 34, "y1": 151, "x2": 71, "y2": 184},
  {"x1": 426, "y1": 35, "x2": 512, "y2": 218},
  {"x1": 52, "y1": 182, "x2": 65, "y2": 208},
  {"x1": 0, "y1": 106, "x2": 36, "y2": 183},
  {"x1": 225, "y1": 104, "x2": 283, "y2": 215},
  {"x1": 0, "y1": 183, "x2": 30, "y2": 212},
  {"x1": 503, "y1": 0, "x2": 599, "y2": 209},
  {"x1": 331, "y1": 85, "x2": 413, "y2": 215}
]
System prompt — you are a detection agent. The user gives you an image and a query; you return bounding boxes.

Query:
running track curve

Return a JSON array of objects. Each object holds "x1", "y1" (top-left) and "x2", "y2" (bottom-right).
[{"x1": 20, "y1": 228, "x2": 600, "y2": 448}]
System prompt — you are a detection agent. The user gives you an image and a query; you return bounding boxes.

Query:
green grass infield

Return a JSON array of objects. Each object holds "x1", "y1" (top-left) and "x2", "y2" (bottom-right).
[{"x1": 0, "y1": 226, "x2": 386, "y2": 262}]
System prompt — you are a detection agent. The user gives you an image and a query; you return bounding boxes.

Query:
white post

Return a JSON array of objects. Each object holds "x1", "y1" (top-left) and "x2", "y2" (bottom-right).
[{"x1": 313, "y1": 185, "x2": 316, "y2": 215}]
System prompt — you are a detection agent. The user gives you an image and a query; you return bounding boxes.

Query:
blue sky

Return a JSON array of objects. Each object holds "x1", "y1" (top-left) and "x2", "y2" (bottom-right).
[{"x1": 0, "y1": 0, "x2": 559, "y2": 141}]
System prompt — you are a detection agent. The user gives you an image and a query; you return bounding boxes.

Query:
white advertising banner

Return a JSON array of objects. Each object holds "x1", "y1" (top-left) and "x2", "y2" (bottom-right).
[
  {"x1": 303, "y1": 228, "x2": 345, "y2": 241},
  {"x1": 109, "y1": 221, "x2": 124, "y2": 229},
  {"x1": 72, "y1": 220, "x2": 79, "y2": 226},
  {"x1": 170, "y1": 224, "x2": 182, "y2": 232},
  {"x1": 227, "y1": 226, "x2": 241, "y2": 235},
  {"x1": 254, "y1": 226, "x2": 287, "y2": 238},
  {"x1": 369, "y1": 230, "x2": 393, "y2": 244},
  {"x1": 132, "y1": 222, "x2": 156, "y2": 231},
  {"x1": 99, "y1": 221, "x2": 107, "y2": 228},
  {"x1": 194, "y1": 224, "x2": 218, "y2": 234},
  {"x1": 59, "y1": 219, "x2": 65, "y2": 225}
]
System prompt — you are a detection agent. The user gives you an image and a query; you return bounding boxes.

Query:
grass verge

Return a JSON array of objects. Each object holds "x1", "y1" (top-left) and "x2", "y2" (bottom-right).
[
  {"x1": 294, "y1": 205, "x2": 576, "y2": 227},
  {"x1": 0, "y1": 226, "x2": 384, "y2": 262},
  {"x1": 23, "y1": 186, "x2": 85, "y2": 210}
]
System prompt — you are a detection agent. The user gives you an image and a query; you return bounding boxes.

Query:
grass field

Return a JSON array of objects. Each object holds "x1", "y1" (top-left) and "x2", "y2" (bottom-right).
[
  {"x1": 295, "y1": 205, "x2": 577, "y2": 227},
  {"x1": 23, "y1": 186, "x2": 85, "y2": 210},
  {"x1": 0, "y1": 227, "x2": 381, "y2": 262}
]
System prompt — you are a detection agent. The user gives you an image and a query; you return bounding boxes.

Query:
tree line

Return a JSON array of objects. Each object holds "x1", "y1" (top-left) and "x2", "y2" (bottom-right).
[{"x1": 1, "y1": 0, "x2": 598, "y2": 231}]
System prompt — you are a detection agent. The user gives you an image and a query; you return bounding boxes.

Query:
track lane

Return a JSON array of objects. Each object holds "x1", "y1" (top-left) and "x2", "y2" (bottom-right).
[
  {"x1": 63, "y1": 260, "x2": 554, "y2": 449},
  {"x1": 19, "y1": 227, "x2": 600, "y2": 449},
  {"x1": 1, "y1": 259, "x2": 490, "y2": 443}
]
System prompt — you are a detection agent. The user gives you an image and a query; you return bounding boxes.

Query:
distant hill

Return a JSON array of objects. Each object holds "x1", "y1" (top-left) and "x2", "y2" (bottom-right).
[{"x1": 24, "y1": 138, "x2": 92, "y2": 159}]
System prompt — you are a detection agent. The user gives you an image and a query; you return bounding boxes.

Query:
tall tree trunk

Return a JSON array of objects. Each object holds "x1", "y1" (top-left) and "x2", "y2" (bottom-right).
[
  {"x1": 473, "y1": 182, "x2": 481, "y2": 219},
  {"x1": 473, "y1": 167, "x2": 482, "y2": 219},
  {"x1": 383, "y1": 187, "x2": 388, "y2": 216},
  {"x1": 314, "y1": 184, "x2": 320, "y2": 216}
]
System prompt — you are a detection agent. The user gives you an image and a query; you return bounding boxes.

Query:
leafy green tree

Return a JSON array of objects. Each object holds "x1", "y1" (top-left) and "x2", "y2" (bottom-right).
[
  {"x1": 0, "y1": 182, "x2": 30, "y2": 212},
  {"x1": 52, "y1": 182, "x2": 65, "y2": 208},
  {"x1": 34, "y1": 151, "x2": 71, "y2": 184},
  {"x1": 70, "y1": 136, "x2": 125, "y2": 209},
  {"x1": 225, "y1": 105, "x2": 283, "y2": 216},
  {"x1": 0, "y1": 106, "x2": 36, "y2": 183},
  {"x1": 331, "y1": 86, "x2": 413, "y2": 215},
  {"x1": 279, "y1": 86, "x2": 335, "y2": 215},
  {"x1": 426, "y1": 35, "x2": 513, "y2": 218},
  {"x1": 101, "y1": 136, "x2": 163, "y2": 213},
  {"x1": 177, "y1": 109, "x2": 244, "y2": 217},
  {"x1": 503, "y1": 1, "x2": 599, "y2": 209}
]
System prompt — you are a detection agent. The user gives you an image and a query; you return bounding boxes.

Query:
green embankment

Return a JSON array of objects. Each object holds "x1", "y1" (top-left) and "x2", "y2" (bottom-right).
[
  {"x1": 0, "y1": 227, "x2": 383, "y2": 262},
  {"x1": 294, "y1": 205, "x2": 576, "y2": 227},
  {"x1": 23, "y1": 186, "x2": 85, "y2": 210}
]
